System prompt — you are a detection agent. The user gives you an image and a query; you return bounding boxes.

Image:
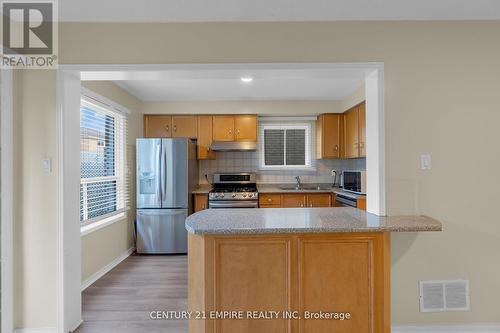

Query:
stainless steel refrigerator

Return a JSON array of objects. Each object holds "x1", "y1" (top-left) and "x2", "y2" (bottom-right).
[{"x1": 136, "y1": 138, "x2": 198, "y2": 254}]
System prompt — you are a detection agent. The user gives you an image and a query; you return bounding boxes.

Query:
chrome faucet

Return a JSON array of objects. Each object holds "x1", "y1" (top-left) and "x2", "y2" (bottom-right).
[{"x1": 295, "y1": 176, "x2": 302, "y2": 190}]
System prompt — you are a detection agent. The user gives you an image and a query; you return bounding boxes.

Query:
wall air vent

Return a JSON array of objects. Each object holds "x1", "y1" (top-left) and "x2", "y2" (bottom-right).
[{"x1": 419, "y1": 280, "x2": 470, "y2": 312}]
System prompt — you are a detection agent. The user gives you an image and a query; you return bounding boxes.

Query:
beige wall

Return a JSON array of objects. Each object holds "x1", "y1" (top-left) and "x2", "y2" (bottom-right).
[
  {"x1": 14, "y1": 21, "x2": 500, "y2": 328},
  {"x1": 141, "y1": 100, "x2": 341, "y2": 115},
  {"x1": 14, "y1": 71, "x2": 58, "y2": 329},
  {"x1": 80, "y1": 81, "x2": 142, "y2": 282}
]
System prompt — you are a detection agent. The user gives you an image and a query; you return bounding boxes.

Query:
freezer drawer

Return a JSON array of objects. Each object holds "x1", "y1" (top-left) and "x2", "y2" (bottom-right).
[{"x1": 136, "y1": 209, "x2": 188, "y2": 254}]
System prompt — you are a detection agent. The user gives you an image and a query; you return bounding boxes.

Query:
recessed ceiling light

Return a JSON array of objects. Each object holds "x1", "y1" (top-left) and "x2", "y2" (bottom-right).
[{"x1": 240, "y1": 76, "x2": 253, "y2": 83}]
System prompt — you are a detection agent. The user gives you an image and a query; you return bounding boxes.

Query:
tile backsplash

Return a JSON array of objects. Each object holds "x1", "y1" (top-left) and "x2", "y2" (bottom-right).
[{"x1": 199, "y1": 151, "x2": 365, "y2": 185}]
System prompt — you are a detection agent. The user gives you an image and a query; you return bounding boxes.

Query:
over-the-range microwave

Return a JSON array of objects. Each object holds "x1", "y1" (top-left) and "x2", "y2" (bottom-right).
[{"x1": 341, "y1": 170, "x2": 367, "y2": 195}]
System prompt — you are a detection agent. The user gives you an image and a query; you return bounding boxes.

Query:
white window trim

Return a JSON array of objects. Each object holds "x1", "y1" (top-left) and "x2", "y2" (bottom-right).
[
  {"x1": 80, "y1": 90, "x2": 129, "y2": 230},
  {"x1": 80, "y1": 210, "x2": 129, "y2": 236},
  {"x1": 259, "y1": 123, "x2": 313, "y2": 170}
]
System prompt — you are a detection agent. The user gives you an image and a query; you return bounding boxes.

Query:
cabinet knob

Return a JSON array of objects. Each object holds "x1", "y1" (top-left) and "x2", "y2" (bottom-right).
[
  {"x1": 236, "y1": 129, "x2": 240, "y2": 134},
  {"x1": 165, "y1": 125, "x2": 169, "y2": 132},
  {"x1": 229, "y1": 129, "x2": 232, "y2": 134},
  {"x1": 310, "y1": 203, "x2": 313, "y2": 207},
  {"x1": 267, "y1": 198, "x2": 272, "y2": 203},
  {"x1": 173, "y1": 125, "x2": 177, "y2": 132},
  {"x1": 300, "y1": 203, "x2": 304, "y2": 207},
  {"x1": 335, "y1": 145, "x2": 338, "y2": 151},
  {"x1": 206, "y1": 147, "x2": 210, "y2": 152}
]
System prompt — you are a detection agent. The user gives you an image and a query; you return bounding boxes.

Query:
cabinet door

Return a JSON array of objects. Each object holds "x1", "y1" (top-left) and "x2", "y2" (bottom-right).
[
  {"x1": 298, "y1": 236, "x2": 373, "y2": 333},
  {"x1": 344, "y1": 108, "x2": 359, "y2": 158},
  {"x1": 213, "y1": 116, "x2": 235, "y2": 141},
  {"x1": 172, "y1": 116, "x2": 198, "y2": 138},
  {"x1": 197, "y1": 116, "x2": 216, "y2": 160},
  {"x1": 213, "y1": 238, "x2": 293, "y2": 333},
  {"x1": 282, "y1": 194, "x2": 306, "y2": 208},
  {"x1": 193, "y1": 194, "x2": 208, "y2": 212},
  {"x1": 234, "y1": 115, "x2": 257, "y2": 141},
  {"x1": 317, "y1": 114, "x2": 341, "y2": 158},
  {"x1": 144, "y1": 115, "x2": 172, "y2": 138},
  {"x1": 306, "y1": 194, "x2": 331, "y2": 207},
  {"x1": 358, "y1": 102, "x2": 366, "y2": 157},
  {"x1": 259, "y1": 194, "x2": 281, "y2": 208}
]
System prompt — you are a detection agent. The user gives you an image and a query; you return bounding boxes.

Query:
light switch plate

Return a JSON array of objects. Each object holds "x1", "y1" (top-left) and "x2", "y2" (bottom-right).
[
  {"x1": 41, "y1": 158, "x2": 52, "y2": 173},
  {"x1": 421, "y1": 154, "x2": 431, "y2": 170}
]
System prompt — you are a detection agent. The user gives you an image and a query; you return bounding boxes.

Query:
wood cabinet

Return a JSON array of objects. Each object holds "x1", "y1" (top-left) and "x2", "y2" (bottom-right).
[
  {"x1": 144, "y1": 115, "x2": 198, "y2": 138},
  {"x1": 343, "y1": 102, "x2": 366, "y2": 158},
  {"x1": 144, "y1": 115, "x2": 172, "y2": 138},
  {"x1": 260, "y1": 193, "x2": 334, "y2": 208},
  {"x1": 358, "y1": 103, "x2": 366, "y2": 157},
  {"x1": 212, "y1": 116, "x2": 235, "y2": 141},
  {"x1": 282, "y1": 194, "x2": 307, "y2": 208},
  {"x1": 212, "y1": 115, "x2": 257, "y2": 142},
  {"x1": 197, "y1": 116, "x2": 216, "y2": 160},
  {"x1": 259, "y1": 194, "x2": 281, "y2": 208},
  {"x1": 171, "y1": 116, "x2": 198, "y2": 138},
  {"x1": 316, "y1": 114, "x2": 342, "y2": 159},
  {"x1": 189, "y1": 232, "x2": 391, "y2": 333},
  {"x1": 234, "y1": 115, "x2": 257, "y2": 141},
  {"x1": 194, "y1": 194, "x2": 208, "y2": 213},
  {"x1": 306, "y1": 193, "x2": 332, "y2": 207}
]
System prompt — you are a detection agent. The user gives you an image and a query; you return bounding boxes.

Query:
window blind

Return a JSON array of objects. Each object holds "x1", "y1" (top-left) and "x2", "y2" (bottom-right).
[
  {"x1": 261, "y1": 124, "x2": 311, "y2": 168},
  {"x1": 80, "y1": 97, "x2": 129, "y2": 225}
]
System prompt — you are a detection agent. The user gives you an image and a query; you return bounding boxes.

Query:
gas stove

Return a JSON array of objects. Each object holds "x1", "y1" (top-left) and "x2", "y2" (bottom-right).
[{"x1": 208, "y1": 173, "x2": 259, "y2": 208}]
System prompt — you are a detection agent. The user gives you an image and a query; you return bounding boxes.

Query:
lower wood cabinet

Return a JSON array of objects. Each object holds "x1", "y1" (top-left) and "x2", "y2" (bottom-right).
[
  {"x1": 189, "y1": 232, "x2": 391, "y2": 333},
  {"x1": 282, "y1": 194, "x2": 307, "y2": 208},
  {"x1": 194, "y1": 194, "x2": 208, "y2": 213},
  {"x1": 259, "y1": 193, "x2": 334, "y2": 208}
]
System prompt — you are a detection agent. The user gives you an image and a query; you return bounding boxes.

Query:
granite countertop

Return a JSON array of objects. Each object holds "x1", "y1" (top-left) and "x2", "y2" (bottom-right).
[
  {"x1": 192, "y1": 184, "x2": 212, "y2": 194},
  {"x1": 185, "y1": 207, "x2": 442, "y2": 235},
  {"x1": 193, "y1": 183, "x2": 366, "y2": 199}
]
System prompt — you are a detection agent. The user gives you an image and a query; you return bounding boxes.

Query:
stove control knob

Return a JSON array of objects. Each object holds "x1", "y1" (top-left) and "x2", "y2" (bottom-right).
[
  {"x1": 243, "y1": 193, "x2": 248, "y2": 198},
  {"x1": 220, "y1": 193, "x2": 225, "y2": 198},
  {"x1": 232, "y1": 193, "x2": 237, "y2": 198}
]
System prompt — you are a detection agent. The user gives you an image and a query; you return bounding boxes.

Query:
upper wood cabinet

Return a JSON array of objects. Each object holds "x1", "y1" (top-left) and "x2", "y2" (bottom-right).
[
  {"x1": 144, "y1": 115, "x2": 198, "y2": 139},
  {"x1": 212, "y1": 116, "x2": 235, "y2": 141},
  {"x1": 358, "y1": 103, "x2": 366, "y2": 157},
  {"x1": 212, "y1": 115, "x2": 257, "y2": 142},
  {"x1": 343, "y1": 101, "x2": 366, "y2": 158},
  {"x1": 171, "y1": 116, "x2": 198, "y2": 138},
  {"x1": 344, "y1": 107, "x2": 360, "y2": 158},
  {"x1": 234, "y1": 115, "x2": 257, "y2": 141},
  {"x1": 317, "y1": 114, "x2": 342, "y2": 159},
  {"x1": 144, "y1": 115, "x2": 172, "y2": 138},
  {"x1": 197, "y1": 116, "x2": 216, "y2": 160}
]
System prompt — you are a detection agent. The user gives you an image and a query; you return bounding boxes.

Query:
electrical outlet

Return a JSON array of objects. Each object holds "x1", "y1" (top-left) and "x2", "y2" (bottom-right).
[
  {"x1": 41, "y1": 158, "x2": 52, "y2": 173},
  {"x1": 331, "y1": 169, "x2": 337, "y2": 177}
]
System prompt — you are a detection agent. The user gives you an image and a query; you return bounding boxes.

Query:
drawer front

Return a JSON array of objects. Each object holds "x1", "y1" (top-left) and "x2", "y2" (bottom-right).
[{"x1": 259, "y1": 194, "x2": 281, "y2": 206}]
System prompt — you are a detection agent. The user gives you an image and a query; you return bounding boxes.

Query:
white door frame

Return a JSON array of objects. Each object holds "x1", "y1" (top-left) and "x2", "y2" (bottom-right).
[
  {"x1": 56, "y1": 62, "x2": 385, "y2": 332},
  {"x1": 1, "y1": 69, "x2": 14, "y2": 333}
]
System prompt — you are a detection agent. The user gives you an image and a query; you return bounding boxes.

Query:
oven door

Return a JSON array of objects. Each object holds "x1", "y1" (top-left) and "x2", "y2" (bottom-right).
[{"x1": 209, "y1": 200, "x2": 259, "y2": 209}]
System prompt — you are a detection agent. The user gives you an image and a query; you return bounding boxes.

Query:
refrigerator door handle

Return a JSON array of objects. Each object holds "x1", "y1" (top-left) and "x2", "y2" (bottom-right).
[
  {"x1": 160, "y1": 140, "x2": 167, "y2": 203},
  {"x1": 157, "y1": 141, "x2": 162, "y2": 203}
]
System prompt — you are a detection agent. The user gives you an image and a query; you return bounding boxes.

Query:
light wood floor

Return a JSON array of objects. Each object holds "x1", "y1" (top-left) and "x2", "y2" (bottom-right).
[{"x1": 75, "y1": 254, "x2": 188, "y2": 333}]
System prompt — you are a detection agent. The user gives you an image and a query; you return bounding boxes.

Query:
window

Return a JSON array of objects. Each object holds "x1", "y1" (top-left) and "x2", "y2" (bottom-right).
[
  {"x1": 260, "y1": 123, "x2": 312, "y2": 169},
  {"x1": 80, "y1": 95, "x2": 128, "y2": 225}
]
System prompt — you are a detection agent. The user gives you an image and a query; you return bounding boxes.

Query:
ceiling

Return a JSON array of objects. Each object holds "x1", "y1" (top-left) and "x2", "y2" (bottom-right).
[
  {"x1": 108, "y1": 67, "x2": 368, "y2": 101},
  {"x1": 61, "y1": 0, "x2": 500, "y2": 22}
]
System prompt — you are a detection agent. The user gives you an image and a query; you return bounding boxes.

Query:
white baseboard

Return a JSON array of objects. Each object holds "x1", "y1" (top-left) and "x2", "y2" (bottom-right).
[
  {"x1": 81, "y1": 247, "x2": 135, "y2": 291},
  {"x1": 393, "y1": 324, "x2": 500, "y2": 333},
  {"x1": 14, "y1": 328, "x2": 57, "y2": 333}
]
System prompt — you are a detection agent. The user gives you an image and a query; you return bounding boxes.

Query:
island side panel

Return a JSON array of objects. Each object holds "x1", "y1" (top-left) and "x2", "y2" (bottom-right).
[{"x1": 188, "y1": 233, "x2": 210, "y2": 333}]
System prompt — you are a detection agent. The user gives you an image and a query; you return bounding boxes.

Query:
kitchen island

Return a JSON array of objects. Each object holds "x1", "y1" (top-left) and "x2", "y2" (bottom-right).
[{"x1": 186, "y1": 207, "x2": 441, "y2": 333}]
